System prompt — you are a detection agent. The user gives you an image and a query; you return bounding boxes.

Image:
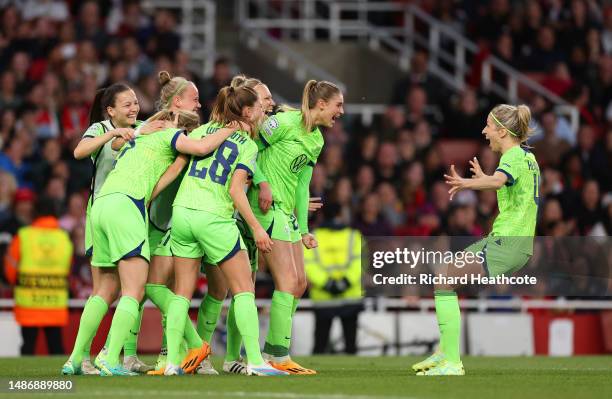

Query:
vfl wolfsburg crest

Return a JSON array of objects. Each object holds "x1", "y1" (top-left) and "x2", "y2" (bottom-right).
[{"x1": 290, "y1": 154, "x2": 308, "y2": 173}]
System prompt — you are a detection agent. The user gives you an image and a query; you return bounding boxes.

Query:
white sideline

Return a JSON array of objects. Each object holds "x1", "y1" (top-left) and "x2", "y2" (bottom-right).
[{"x1": 1, "y1": 298, "x2": 611, "y2": 311}]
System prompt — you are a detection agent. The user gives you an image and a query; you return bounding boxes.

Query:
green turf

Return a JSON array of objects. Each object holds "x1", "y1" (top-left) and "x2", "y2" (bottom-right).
[{"x1": 0, "y1": 355, "x2": 610, "y2": 399}]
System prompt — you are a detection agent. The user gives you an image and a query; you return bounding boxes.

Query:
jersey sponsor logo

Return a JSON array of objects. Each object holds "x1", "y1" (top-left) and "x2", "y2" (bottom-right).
[{"x1": 290, "y1": 154, "x2": 308, "y2": 173}]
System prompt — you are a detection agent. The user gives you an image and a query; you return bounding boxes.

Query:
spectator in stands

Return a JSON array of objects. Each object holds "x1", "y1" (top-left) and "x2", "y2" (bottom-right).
[
  {"x1": 0, "y1": 71, "x2": 22, "y2": 111},
  {"x1": 443, "y1": 88, "x2": 484, "y2": 138},
  {"x1": 353, "y1": 165, "x2": 375, "y2": 206},
  {"x1": 522, "y1": 26, "x2": 564, "y2": 72},
  {"x1": 377, "y1": 182, "x2": 405, "y2": 228},
  {"x1": 533, "y1": 109, "x2": 571, "y2": 168},
  {"x1": 75, "y1": 1, "x2": 108, "y2": 50},
  {"x1": 30, "y1": 139, "x2": 62, "y2": 192},
  {"x1": 201, "y1": 57, "x2": 232, "y2": 118},
  {"x1": 59, "y1": 192, "x2": 85, "y2": 233},
  {"x1": 375, "y1": 142, "x2": 400, "y2": 184},
  {"x1": 391, "y1": 49, "x2": 446, "y2": 106},
  {"x1": 576, "y1": 179, "x2": 605, "y2": 235},
  {"x1": 4, "y1": 196, "x2": 73, "y2": 355},
  {"x1": 0, "y1": 137, "x2": 29, "y2": 188},
  {"x1": 353, "y1": 193, "x2": 393, "y2": 236},
  {"x1": 123, "y1": 36, "x2": 154, "y2": 83},
  {"x1": 330, "y1": 177, "x2": 354, "y2": 227},
  {"x1": 146, "y1": 9, "x2": 181, "y2": 59},
  {"x1": 0, "y1": 172, "x2": 17, "y2": 224}
]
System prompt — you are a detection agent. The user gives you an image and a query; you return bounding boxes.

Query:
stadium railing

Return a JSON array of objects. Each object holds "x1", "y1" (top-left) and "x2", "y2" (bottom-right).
[{"x1": 236, "y1": 0, "x2": 579, "y2": 134}]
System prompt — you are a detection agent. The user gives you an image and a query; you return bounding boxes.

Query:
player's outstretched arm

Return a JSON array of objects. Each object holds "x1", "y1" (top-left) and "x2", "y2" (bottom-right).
[
  {"x1": 111, "y1": 120, "x2": 170, "y2": 151},
  {"x1": 444, "y1": 163, "x2": 507, "y2": 200},
  {"x1": 74, "y1": 128, "x2": 135, "y2": 159},
  {"x1": 149, "y1": 155, "x2": 189, "y2": 203},
  {"x1": 175, "y1": 124, "x2": 239, "y2": 156},
  {"x1": 229, "y1": 169, "x2": 273, "y2": 253}
]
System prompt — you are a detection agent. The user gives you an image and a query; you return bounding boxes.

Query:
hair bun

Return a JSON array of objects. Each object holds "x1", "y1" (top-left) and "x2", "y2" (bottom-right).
[{"x1": 158, "y1": 71, "x2": 172, "y2": 87}]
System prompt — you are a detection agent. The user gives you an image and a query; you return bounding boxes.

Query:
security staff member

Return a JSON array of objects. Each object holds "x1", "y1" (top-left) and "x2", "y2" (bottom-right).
[
  {"x1": 4, "y1": 196, "x2": 73, "y2": 355},
  {"x1": 304, "y1": 203, "x2": 362, "y2": 354}
]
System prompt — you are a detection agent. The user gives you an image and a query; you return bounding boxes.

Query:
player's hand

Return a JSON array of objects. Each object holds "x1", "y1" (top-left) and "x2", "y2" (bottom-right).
[
  {"x1": 301, "y1": 233, "x2": 318, "y2": 249},
  {"x1": 444, "y1": 164, "x2": 468, "y2": 201},
  {"x1": 254, "y1": 227, "x2": 273, "y2": 253},
  {"x1": 308, "y1": 197, "x2": 323, "y2": 212},
  {"x1": 139, "y1": 120, "x2": 171, "y2": 135},
  {"x1": 469, "y1": 157, "x2": 484, "y2": 178},
  {"x1": 258, "y1": 182, "x2": 273, "y2": 213},
  {"x1": 113, "y1": 128, "x2": 136, "y2": 141}
]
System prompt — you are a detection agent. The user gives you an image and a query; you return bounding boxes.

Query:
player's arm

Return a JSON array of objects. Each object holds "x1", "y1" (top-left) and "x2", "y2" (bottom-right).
[
  {"x1": 229, "y1": 169, "x2": 273, "y2": 253},
  {"x1": 174, "y1": 124, "x2": 239, "y2": 156},
  {"x1": 295, "y1": 164, "x2": 318, "y2": 249},
  {"x1": 444, "y1": 158, "x2": 507, "y2": 200},
  {"x1": 149, "y1": 155, "x2": 189, "y2": 203},
  {"x1": 74, "y1": 127, "x2": 135, "y2": 159},
  {"x1": 111, "y1": 120, "x2": 170, "y2": 151}
]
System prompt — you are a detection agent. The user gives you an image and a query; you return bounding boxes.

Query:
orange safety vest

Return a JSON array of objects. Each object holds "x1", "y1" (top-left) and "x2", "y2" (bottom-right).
[{"x1": 14, "y1": 226, "x2": 73, "y2": 326}]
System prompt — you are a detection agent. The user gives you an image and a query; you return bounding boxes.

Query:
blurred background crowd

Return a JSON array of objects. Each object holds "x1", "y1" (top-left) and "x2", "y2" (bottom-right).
[{"x1": 0, "y1": 0, "x2": 610, "y2": 301}]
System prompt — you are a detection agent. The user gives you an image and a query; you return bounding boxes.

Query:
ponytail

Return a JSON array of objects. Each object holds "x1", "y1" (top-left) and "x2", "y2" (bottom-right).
[
  {"x1": 88, "y1": 83, "x2": 132, "y2": 125},
  {"x1": 300, "y1": 79, "x2": 341, "y2": 132},
  {"x1": 211, "y1": 85, "x2": 259, "y2": 138}
]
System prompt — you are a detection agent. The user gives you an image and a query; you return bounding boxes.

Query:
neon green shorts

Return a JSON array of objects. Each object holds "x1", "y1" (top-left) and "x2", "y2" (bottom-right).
[
  {"x1": 252, "y1": 203, "x2": 301, "y2": 243},
  {"x1": 464, "y1": 236, "x2": 531, "y2": 277},
  {"x1": 85, "y1": 198, "x2": 93, "y2": 257},
  {"x1": 236, "y1": 216, "x2": 258, "y2": 272},
  {"x1": 149, "y1": 224, "x2": 172, "y2": 257},
  {"x1": 91, "y1": 193, "x2": 150, "y2": 267},
  {"x1": 171, "y1": 206, "x2": 245, "y2": 265}
]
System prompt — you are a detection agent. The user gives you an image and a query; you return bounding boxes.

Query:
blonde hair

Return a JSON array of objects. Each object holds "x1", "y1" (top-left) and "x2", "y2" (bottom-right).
[
  {"x1": 147, "y1": 109, "x2": 200, "y2": 133},
  {"x1": 157, "y1": 71, "x2": 191, "y2": 111},
  {"x1": 489, "y1": 104, "x2": 533, "y2": 143},
  {"x1": 230, "y1": 74, "x2": 262, "y2": 90},
  {"x1": 301, "y1": 79, "x2": 341, "y2": 132}
]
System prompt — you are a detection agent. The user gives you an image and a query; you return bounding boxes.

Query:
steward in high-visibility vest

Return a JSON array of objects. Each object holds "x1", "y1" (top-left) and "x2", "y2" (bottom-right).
[
  {"x1": 304, "y1": 226, "x2": 363, "y2": 304},
  {"x1": 4, "y1": 197, "x2": 73, "y2": 355}
]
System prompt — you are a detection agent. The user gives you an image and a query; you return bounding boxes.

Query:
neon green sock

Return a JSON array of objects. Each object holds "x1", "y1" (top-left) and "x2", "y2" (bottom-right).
[
  {"x1": 234, "y1": 292, "x2": 263, "y2": 366},
  {"x1": 106, "y1": 296, "x2": 139, "y2": 366},
  {"x1": 434, "y1": 290, "x2": 461, "y2": 364},
  {"x1": 184, "y1": 315, "x2": 203, "y2": 350},
  {"x1": 103, "y1": 331, "x2": 111, "y2": 351},
  {"x1": 196, "y1": 294, "x2": 223, "y2": 343},
  {"x1": 123, "y1": 302, "x2": 144, "y2": 357},
  {"x1": 161, "y1": 314, "x2": 167, "y2": 350},
  {"x1": 166, "y1": 295, "x2": 190, "y2": 365},
  {"x1": 225, "y1": 297, "x2": 242, "y2": 362},
  {"x1": 263, "y1": 290, "x2": 293, "y2": 358},
  {"x1": 145, "y1": 284, "x2": 173, "y2": 350},
  {"x1": 70, "y1": 295, "x2": 108, "y2": 365},
  {"x1": 82, "y1": 296, "x2": 93, "y2": 359}
]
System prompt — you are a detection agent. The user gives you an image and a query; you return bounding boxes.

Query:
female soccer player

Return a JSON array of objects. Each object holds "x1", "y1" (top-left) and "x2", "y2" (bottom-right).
[
  {"x1": 413, "y1": 104, "x2": 539, "y2": 376},
  {"x1": 248, "y1": 80, "x2": 344, "y2": 374},
  {"x1": 139, "y1": 71, "x2": 204, "y2": 374},
  {"x1": 166, "y1": 85, "x2": 286, "y2": 376},
  {"x1": 75, "y1": 108, "x2": 239, "y2": 376},
  {"x1": 64, "y1": 83, "x2": 165, "y2": 375},
  {"x1": 191, "y1": 75, "x2": 277, "y2": 375}
]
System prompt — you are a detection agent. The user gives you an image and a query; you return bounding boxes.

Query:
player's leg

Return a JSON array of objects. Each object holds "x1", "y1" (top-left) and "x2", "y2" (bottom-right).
[
  {"x1": 144, "y1": 253, "x2": 174, "y2": 373},
  {"x1": 219, "y1": 250, "x2": 286, "y2": 376},
  {"x1": 165, "y1": 256, "x2": 209, "y2": 375},
  {"x1": 195, "y1": 264, "x2": 227, "y2": 375}
]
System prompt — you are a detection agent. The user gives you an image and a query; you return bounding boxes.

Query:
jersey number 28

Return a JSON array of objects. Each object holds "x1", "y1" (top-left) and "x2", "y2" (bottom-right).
[{"x1": 188, "y1": 141, "x2": 239, "y2": 185}]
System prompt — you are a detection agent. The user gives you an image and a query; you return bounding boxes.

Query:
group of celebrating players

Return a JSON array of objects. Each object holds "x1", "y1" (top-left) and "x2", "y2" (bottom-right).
[
  {"x1": 60, "y1": 66, "x2": 539, "y2": 377},
  {"x1": 61, "y1": 71, "x2": 343, "y2": 377}
]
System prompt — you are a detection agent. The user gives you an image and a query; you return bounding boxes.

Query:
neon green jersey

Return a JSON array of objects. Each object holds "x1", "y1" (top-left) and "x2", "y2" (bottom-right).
[
  {"x1": 82, "y1": 120, "x2": 143, "y2": 201},
  {"x1": 99, "y1": 127, "x2": 183, "y2": 203},
  {"x1": 492, "y1": 146, "x2": 540, "y2": 254},
  {"x1": 249, "y1": 110, "x2": 324, "y2": 214},
  {"x1": 173, "y1": 122, "x2": 258, "y2": 219}
]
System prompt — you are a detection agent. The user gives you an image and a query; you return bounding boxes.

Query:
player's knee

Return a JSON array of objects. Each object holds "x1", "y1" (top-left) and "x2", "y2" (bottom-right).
[{"x1": 295, "y1": 277, "x2": 308, "y2": 298}]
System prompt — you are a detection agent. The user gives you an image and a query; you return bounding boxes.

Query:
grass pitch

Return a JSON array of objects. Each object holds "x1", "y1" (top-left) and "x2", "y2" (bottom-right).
[{"x1": 0, "y1": 355, "x2": 610, "y2": 399}]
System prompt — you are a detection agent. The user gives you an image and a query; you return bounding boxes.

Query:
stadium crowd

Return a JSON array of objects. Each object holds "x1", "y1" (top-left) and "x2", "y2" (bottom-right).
[{"x1": 0, "y1": 0, "x2": 610, "y2": 301}]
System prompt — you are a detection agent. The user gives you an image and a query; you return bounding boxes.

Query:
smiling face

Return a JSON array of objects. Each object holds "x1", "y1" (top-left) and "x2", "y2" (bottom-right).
[
  {"x1": 107, "y1": 89, "x2": 139, "y2": 127},
  {"x1": 254, "y1": 84, "x2": 275, "y2": 113},
  {"x1": 482, "y1": 115, "x2": 506, "y2": 153},
  {"x1": 317, "y1": 93, "x2": 344, "y2": 128},
  {"x1": 175, "y1": 83, "x2": 201, "y2": 112}
]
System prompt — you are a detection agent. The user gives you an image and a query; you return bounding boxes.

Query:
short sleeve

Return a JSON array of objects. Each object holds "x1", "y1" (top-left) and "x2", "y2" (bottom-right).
[
  {"x1": 82, "y1": 123, "x2": 104, "y2": 139},
  {"x1": 496, "y1": 150, "x2": 519, "y2": 186},
  {"x1": 235, "y1": 142, "x2": 258, "y2": 178},
  {"x1": 163, "y1": 129, "x2": 185, "y2": 152},
  {"x1": 258, "y1": 115, "x2": 287, "y2": 148}
]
